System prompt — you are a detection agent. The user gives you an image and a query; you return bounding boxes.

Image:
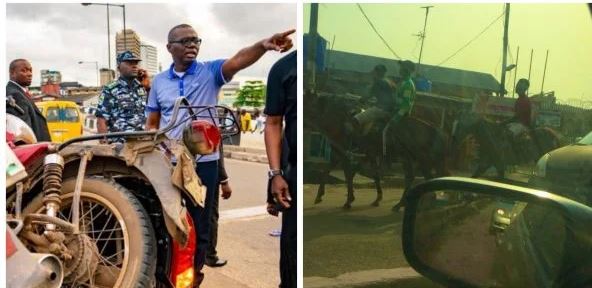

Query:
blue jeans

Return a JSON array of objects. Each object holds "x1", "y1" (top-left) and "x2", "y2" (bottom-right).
[{"x1": 186, "y1": 160, "x2": 218, "y2": 287}]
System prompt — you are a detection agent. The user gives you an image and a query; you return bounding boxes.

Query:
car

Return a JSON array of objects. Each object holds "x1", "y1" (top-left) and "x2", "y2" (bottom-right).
[
  {"x1": 402, "y1": 177, "x2": 592, "y2": 288},
  {"x1": 530, "y1": 131, "x2": 592, "y2": 206},
  {"x1": 36, "y1": 100, "x2": 84, "y2": 143}
]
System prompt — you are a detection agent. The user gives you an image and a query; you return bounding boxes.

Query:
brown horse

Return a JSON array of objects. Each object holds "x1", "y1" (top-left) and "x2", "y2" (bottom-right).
[
  {"x1": 453, "y1": 113, "x2": 561, "y2": 179},
  {"x1": 305, "y1": 91, "x2": 450, "y2": 209}
]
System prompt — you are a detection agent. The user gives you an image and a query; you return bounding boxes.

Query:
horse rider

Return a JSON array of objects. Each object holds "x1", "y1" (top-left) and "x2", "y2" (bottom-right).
[
  {"x1": 383, "y1": 60, "x2": 417, "y2": 156},
  {"x1": 352, "y1": 64, "x2": 396, "y2": 136},
  {"x1": 506, "y1": 78, "x2": 542, "y2": 157}
]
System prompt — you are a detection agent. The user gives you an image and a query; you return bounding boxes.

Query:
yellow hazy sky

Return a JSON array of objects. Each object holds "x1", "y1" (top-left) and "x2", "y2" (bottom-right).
[{"x1": 304, "y1": 3, "x2": 592, "y2": 103}]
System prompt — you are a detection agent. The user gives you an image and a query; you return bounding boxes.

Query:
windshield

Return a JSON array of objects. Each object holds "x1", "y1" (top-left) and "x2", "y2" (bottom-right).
[
  {"x1": 63, "y1": 107, "x2": 80, "y2": 122},
  {"x1": 577, "y1": 131, "x2": 592, "y2": 145},
  {"x1": 46, "y1": 107, "x2": 80, "y2": 123}
]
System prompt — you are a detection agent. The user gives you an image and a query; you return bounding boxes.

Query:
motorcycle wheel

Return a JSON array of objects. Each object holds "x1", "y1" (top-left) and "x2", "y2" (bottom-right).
[{"x1": 24, "y1": 176, "x2": 157, "y2": 288}]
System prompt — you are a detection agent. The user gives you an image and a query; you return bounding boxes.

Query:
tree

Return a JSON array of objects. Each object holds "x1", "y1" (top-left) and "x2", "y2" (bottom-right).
[{"x1": 233, "y1": 80, "x2": 266, "y2": 108}]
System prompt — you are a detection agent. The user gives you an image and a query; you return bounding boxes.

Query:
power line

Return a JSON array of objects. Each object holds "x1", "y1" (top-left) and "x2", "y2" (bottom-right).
[
  {"x1": 435, "y1": 12, "x2": 504, "y2": 67},
  {"x1": 356, "y1": 4, "x2": 402, "y2": 60}
]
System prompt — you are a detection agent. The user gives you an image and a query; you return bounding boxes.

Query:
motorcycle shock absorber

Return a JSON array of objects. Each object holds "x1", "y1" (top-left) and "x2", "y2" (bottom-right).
[{"x1": 42, "y1": 154, "x2": 65, "y2": 231}]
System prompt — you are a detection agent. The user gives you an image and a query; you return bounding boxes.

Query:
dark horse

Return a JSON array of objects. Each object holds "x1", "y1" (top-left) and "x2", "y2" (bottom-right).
[
  {"x1": 305, "y1": 90, "x2": 450, "y2": 209},
  {"x1": 453, "y1": 113, "x2": 561, "y2": 179}
]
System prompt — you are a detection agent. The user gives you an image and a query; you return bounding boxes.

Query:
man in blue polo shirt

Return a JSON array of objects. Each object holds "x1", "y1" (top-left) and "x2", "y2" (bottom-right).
[{"x1": 145, "y1": 23, "x2": 294, "y2": 286}]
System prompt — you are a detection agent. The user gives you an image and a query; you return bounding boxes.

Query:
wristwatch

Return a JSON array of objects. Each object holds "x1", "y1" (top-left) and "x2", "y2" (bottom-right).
[{"x1": 268, "y1": 169, "x2": 283, "y2": 179}]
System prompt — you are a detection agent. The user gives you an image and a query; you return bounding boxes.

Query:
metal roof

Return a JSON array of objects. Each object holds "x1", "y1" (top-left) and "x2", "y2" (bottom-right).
[{"x1": 325, "y1": 50, "x2": 501, "y2": 92}]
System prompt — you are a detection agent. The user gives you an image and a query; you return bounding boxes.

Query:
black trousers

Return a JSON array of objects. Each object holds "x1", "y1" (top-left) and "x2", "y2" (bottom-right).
[
  {"x1": 206, "y1": 182, "x2": 220, "y2": 261},
  {"x1": 186, "y1": 160, "x2": 218, "y2": 287},
  {"x1": 280, "y1": 164, "x2": 297, "y2": 288}
]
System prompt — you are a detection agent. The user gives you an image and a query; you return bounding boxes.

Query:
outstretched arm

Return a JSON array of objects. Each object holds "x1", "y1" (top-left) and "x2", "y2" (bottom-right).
[{"x1": 222, "y1": 29, "x2": 295, "y2": 81}]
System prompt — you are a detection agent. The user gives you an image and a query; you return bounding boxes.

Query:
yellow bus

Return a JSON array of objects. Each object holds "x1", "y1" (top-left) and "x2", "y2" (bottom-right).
[{"x1": 36, "y1": 100, "x2": 84, "y2": 143}]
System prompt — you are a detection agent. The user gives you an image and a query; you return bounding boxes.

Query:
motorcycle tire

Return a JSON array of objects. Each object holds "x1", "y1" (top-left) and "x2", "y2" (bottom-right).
[{"x1": 24, "y1": 176, "x2": 157, "y2": 288}]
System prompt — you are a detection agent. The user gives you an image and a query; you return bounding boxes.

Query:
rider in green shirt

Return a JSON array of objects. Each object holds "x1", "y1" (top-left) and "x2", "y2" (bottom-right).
[
  {"x1": 393, "y1": 60, "x2": 416, "y2": 122},
  {"x1": 382, "y1": 60, "x2": 416, "y2": 158}
]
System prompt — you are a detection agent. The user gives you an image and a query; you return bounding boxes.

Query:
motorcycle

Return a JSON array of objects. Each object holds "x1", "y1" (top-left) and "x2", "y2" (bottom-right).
[{"x1": 6, "y1": 97, "x2": 239, "y2": 288}]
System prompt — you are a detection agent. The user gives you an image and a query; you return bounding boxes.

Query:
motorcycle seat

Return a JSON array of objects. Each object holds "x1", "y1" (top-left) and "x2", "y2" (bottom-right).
[{"x1": 12, "y1": 143, "x2": 50, "y2": 168}]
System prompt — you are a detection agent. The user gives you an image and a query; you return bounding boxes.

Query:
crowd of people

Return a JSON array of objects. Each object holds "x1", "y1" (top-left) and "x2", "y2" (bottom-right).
[{"x1": 7, "y1": 23, "x2": 297, "y2": 288}]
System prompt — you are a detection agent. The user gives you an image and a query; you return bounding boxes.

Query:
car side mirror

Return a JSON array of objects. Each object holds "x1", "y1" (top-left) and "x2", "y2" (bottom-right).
[{"x1": 402, "y1": 177, "x2": 592, "y2": 288}]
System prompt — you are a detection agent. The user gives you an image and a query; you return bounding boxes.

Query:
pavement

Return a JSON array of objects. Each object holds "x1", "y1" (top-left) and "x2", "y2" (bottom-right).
[
  {"x1": 224, "y1": 132, "x2": 268, "y2": 164},
  {"x1": 202, "y1": 158, "x2": 282, "y2": 288}
]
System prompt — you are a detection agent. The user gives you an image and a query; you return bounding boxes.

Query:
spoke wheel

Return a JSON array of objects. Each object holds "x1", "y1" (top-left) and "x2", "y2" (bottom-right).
[{"x1": 25, "y1": 176, "x2": 156, "y2": 288}]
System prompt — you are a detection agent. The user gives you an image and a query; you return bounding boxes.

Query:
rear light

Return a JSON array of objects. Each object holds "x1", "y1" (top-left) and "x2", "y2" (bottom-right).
[
  {"x1": 7, "y1": 230, "x2": 17, "y2": 258},
  {"x1": 170, "y1": 213, "x2": 197, "y2": 288},
  {"x1": 183, "y1": 120, "x2": 221, "y2": 156}
]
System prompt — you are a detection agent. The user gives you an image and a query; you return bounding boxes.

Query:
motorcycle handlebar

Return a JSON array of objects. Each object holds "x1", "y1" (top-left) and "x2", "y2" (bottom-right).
[{"x1": 56, "y1": 97, "x2": 240, "y2": 151}]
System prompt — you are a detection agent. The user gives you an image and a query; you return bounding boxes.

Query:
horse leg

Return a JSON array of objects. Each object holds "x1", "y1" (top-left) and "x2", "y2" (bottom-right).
[
  {"x1": 472, "y1": 161, "x2": 490, "y2": 178},
  {"x1": 371, "y1": 174, "x2": 383, "y2": 207},
  {"x1": 315, "y1": 158, "x2": 337, "y2": 204},
  {"x1": 393, "y1": 157, "x2": 414, "y2": 212},
  {"x1": 314, "y1": 171, "x2": 327, "y2": 204},
  {"x1": 494, "y1": 161, "x2": 506, "y2": 180},
  {"x1": 343, "y1": 165, "x2": 356, "y2": 209}
]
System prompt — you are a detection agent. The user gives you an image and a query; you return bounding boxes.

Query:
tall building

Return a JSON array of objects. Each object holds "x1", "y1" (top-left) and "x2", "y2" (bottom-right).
[
  {"x1": 116, "y1": 29, "x2": 141, "y2": 58},
  {"x1": 140, "y1": 42, "x2": 158, "y2": 77},
  {"x1": 218, "y1": 81, "x2": 241, "y2": 107}
]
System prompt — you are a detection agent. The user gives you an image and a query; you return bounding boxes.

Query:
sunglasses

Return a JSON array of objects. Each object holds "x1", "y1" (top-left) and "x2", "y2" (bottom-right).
[{"x1": 169, "y1": 37, "x2": 202, "y2": 47}]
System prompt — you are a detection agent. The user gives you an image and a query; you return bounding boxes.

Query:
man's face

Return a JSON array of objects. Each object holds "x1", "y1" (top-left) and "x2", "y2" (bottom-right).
[
  {"x1": 10, "y1": 60, "x2": 33, "y2": 87},
  {"x1": 167, "y1": 27, "x2": 200, "y2": 65},
  {"x1": 119, "y1": 61, "x2": 139, "y2": 78}
]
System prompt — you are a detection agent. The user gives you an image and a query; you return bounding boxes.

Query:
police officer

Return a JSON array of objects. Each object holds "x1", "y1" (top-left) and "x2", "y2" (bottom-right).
[{"x1": 95, "y1": 51, "x2": 149, "y2": 139}]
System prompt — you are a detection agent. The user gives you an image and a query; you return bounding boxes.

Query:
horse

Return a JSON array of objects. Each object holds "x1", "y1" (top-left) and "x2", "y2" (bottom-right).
[
  {"x1": 452, "y1": 112, "x2": 561, "y2": 179},
  {"x1": 304, "y1": 90, "x2": 450, "y2": 209}
]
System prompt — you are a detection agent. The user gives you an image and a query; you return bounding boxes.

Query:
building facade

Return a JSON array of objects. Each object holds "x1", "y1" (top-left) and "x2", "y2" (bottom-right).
[
  {"x1": 100, "y1": 68, "x2": 116, "y2": 86},
  {"x1": 140, "y1": 42, "x2": 158, "y2": 77},
  {"x1": 218, "y1": 81, "x2": 241, "y2": 107},
  {"x1": 116, "y1": 29, "x2": 141, "y2": 58}
]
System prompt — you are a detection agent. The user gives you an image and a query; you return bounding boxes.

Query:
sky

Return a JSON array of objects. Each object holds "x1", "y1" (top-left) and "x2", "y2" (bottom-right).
[
  {"x1": 6, "y1": 3, "x2": 296, "y2": 87},
  {"x1": 304, "y1": 3, "x2": 592, "y2": 104}
]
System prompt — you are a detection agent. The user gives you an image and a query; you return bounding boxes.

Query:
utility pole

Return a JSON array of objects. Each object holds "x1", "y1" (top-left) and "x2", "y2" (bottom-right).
[
  {"x1": 512, "y1": 46, "x2": 519, "y2": 98},
  {"x1": 107, "y1": 5, "x2": 111, "y2": 72},
  {"x1": 540, "y1": 49, "x2": 549, "y2": 96},
  {"x1": 122, "y1": 4, "x2": 127, "y2": 50},
  {"x1": 417, "y1": 5, "x2": 433, "y2": 74},
  {"x1": 308, "y1": 3, "x2": 319, "y2": 90},
  {"x1": 528, "y1": 49, "x2": 533, "y2": 83},
  {"x1": 499, "y1": 3, "x2": 510, "y2": 97}
]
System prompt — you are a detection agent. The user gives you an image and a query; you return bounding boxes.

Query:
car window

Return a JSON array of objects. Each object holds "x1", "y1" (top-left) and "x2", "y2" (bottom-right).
[
  {"x1": 62, "y1": 107, "x2": 80, "y2": 122},
  {"x1": 577, "y1": 132, "x2": 592, "y2": 145},
  {"x1": 46, "y1": 107, "x2": 60, "y2": 122}
]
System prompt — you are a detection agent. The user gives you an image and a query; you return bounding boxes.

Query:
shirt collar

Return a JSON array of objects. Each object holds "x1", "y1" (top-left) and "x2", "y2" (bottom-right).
[
  {"x1": 117, "y1": 77, "x2": 141, "y2": 88},
  {"x1": 9, "y1": 80, "x2": 27, "y2": 92},
  {"x1": 167, "y1": 60, "x2": 198, "y2": 79}
]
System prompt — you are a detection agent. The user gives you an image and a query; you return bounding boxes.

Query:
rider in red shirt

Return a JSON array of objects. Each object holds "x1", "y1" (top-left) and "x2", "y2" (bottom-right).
[
  {"x1": 514, "y1": 78, "x2": 532, "y2": 127},
  {"x1": 511, "y1": 78, "x2": 543, "y2": 158}
]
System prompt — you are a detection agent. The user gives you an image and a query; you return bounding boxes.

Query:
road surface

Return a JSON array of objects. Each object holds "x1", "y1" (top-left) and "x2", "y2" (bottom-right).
[{"x1": 202, "y1": 158, "x2": 283, "y2": 288}]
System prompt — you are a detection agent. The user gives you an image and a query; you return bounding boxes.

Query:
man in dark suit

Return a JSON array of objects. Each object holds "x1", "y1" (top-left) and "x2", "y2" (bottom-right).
[{"x1": 6, "y1": 59, "x2": 51, "y2": 142}]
